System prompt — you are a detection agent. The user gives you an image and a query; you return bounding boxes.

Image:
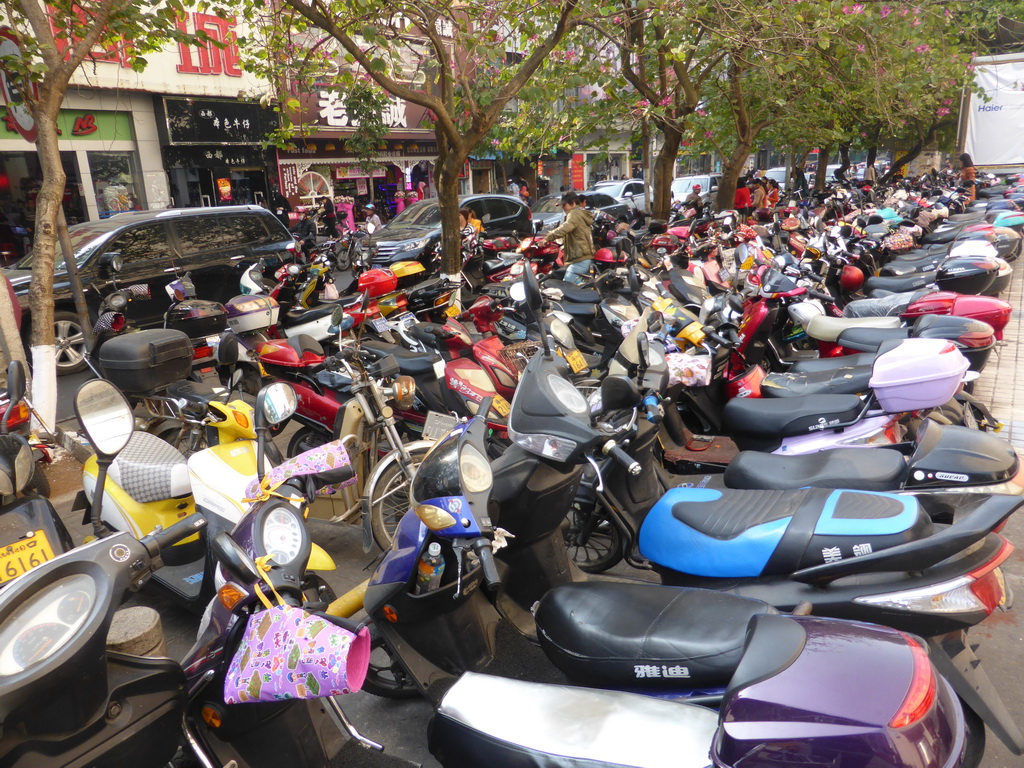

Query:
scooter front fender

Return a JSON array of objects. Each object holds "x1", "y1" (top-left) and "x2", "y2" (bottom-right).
[
  {"x1": 927, "y1": 630, "x2": 1024, "y2": 755},
  {"x1": 308, "y1": 543, "x2": 336, "y2": 572}
]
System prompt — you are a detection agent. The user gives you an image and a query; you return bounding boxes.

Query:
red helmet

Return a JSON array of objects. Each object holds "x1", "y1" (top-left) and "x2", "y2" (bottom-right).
[
  {"x1": 840, "y1": 265, "x2": 864, "y2": 292},
  {"x1": 593, "y1": 247, "x2": 618, "y2": 263},
  {"x1": 780, "y1": 216, "x2": 801, "y2": 231}
]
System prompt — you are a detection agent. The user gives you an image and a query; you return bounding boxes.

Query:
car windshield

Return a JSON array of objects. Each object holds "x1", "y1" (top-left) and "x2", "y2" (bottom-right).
[
  {"x1": 15, "y1": 221, "x2": 115, "y2": 271},
  {"x1": 386, "y1": 200, "x2": 441, "y2": 228},
  {"x1": 534, "y1": 196, "x2": 563, "y2": 214}
]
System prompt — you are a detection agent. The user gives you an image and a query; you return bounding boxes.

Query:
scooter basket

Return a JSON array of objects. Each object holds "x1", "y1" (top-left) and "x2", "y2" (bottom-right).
[{"x1": 499, "y1": 341, "x2": 541, "y2": 373}]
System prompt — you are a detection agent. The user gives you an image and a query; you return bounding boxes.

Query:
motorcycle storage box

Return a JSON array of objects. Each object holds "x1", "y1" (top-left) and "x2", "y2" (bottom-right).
[
  {"x1": 899, "y1": 291, "x2": 1012, "y2": 339},
  {"x1": 869, "y1": 338, "x2": 969, "y2": 412},
  {"x1": 934, "y1": 256, "x2": 999, "y2": 295},
  {"x1": 166, "y1": 299, "x2": 227, "y2": 339},
  {"x1": 912, "y1": 313, "x2": 996, "y2": 371},
  {"x1": 225, "y1": 294, "x2": 280, "y2": 334},
  {"x1": 357, "y1": 268, "x2": 399, "y2": 298},
  {"x1": 390, "y1": 260, "x2": 427, "y2": 289},
  {"x1": 99, "y1": 329, "x2": 192, "y2": 394}
]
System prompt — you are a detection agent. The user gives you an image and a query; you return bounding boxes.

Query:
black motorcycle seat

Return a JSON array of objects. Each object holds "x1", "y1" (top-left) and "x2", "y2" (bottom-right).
[
  {"x1": 554, "y1": 299, "x2": 598, "y2": 318},
  {"x1": 788, "y1": 352, "x2": 876, "y2": 372},
  {"x1": 760, "y1": 365, "x2": 874, "y2": 398},
  {"x1": 920, "y1": 227, "x2": 963, "y2": 245},
  {"x1": 946, "y1": 213, "x2": 986, "y2": 223},
  {"x1": 108, "y1": 431, "x2": 191, "y2": 504},
  {"x1": 483, "y1": 257, "x2": 513, "y2": 276},
  {"x1": 429, "y1": 672, "x2": 719, "y2": 768},
  {"x1": 879, "y1": 258, "x2": 940, "y2": 276},
  {"x1": 863, "y1": 272, "x2": 936, "y2": 294},
  {"x1": 535, "y1": 582, "x2": 774, "y2": 689},
  {"x1": 165, "y1": 379, "x2": 227, "y2": 407},
  {"x1": 723, "y1": 447, "x2": 907, "y2": 492},
  {"x1": 836, "y1": 325, "x2": 910, "y2": 351},
  {"x1": 722, "y1": 394, "x2": 864, "y2": 451},
  {"x1": 639, "y1": 487, "x2": 931, "y2": 577},
  {"x1": 361, "y1": 340, "x2": 441, "y2": 376},
  {"x1": 278, "y1": 334, "x2": 325, "y2": 358},
  {"x1": 544, "y1": 279, "x2": 602, "y2": 303},
  {"x1": 284, "y1": 304, "x2": 335, "y2": 324}
]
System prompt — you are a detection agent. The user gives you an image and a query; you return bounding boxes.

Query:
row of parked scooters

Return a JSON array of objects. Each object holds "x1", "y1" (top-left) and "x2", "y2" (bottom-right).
[{"x1": 0, "y1": 172, "x2": 1022, "y2": 767}]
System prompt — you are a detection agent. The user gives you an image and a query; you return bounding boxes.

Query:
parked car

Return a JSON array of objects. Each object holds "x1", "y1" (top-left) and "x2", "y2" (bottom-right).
[
  {"x1": 365, "y1": 194, "x2": 532, "y2": 267},
  {"x1": 587, "y1": 179, "x2": 646, "y2": 210},
  {"x1": 763, "y1": 167, "x2": 788, "y2": 191},
  {"x1": 670, "y1": 174, "x2": 722, "y2": 205},
  {"x1": 532, "y1": 191, "x2": 631, "y2": 231},
  {"x1": 5, "y1": 205, "x2": 296, "y2": 374}
]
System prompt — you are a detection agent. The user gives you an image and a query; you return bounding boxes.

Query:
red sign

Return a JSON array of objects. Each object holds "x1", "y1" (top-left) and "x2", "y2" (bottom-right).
[
  {"x1": 176, "y1": 13, "x2": 242, "y2": 77},
  {"x1": 570, "y1": 154, "x2": 585, "y2": 190},
  {"x1": 71, "y1": 114, "x2": 97, "y2": 135}
]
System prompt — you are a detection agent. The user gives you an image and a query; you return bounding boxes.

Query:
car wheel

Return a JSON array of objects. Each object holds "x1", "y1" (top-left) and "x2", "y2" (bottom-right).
[{"x1": 54, "y1": 310, "x2": 88, "y2": 375}]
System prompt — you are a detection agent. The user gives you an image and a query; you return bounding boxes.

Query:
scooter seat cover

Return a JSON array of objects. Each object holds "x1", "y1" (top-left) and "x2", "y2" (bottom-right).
[
  {"x1": 863, "y1": 272, "x2": 936, "y2": 294},
  {"x1": 842, "y1": 290, "x2": 925, "y2": 318},
  {"x1": 640, "y1": 487, "x2": 928, "y2": 577},
  {"x1": 284, "y1": 304, "x2": 336, "y2": 324},
  {"x1": 544, "y1": 279, "x2": 602, "y2": 304},
  {"x1": 722, "y1": 394, "x2": 863, "y2": 451},
  {"x1": 836, "y1": 326, "x2": 910, "y2": 352},
  {"x1": 760, "y1": 365, "x2": 874, "y2": 398},
  {"x1": 724, "y1": 447, "x2": 907, "y2": 492},
  {"x1": 361, "y1": 340, "x2": 441, "y2": 376},
  {"x1": 535, "y1": 583, "x2": 773, "y2": 689},
  {"x1": 920, "y1": 226, "x2": 964, "y2": 244},
  {"x1": 804, "y1": 314, "x2": 900, "y2": 342},
  {"x1": 788, "y1": 352, "x2": 878, "y2": 372},
  {"x1": 429, "y1": 672, "x2": 718, "y2": 768},
  {"x1": 108, "y1": 431, "x2": 191, "y2": 503},
  {"x1": 554, "y1": 300, "x2": 598, "y2": 318}
]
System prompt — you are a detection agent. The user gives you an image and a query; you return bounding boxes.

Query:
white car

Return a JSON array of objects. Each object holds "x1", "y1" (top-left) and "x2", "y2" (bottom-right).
[
  {"x1": 588, "y1": 179, "x2": 646, "y2": 210},
  {"x1": 670, "y1": 174, "x2": 721, "y2": 204}
]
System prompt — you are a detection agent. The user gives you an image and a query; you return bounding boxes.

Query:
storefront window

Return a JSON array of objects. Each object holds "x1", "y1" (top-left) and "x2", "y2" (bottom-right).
[{"x1": 88, "y1": 151, "x2": 144, "y2": 217}]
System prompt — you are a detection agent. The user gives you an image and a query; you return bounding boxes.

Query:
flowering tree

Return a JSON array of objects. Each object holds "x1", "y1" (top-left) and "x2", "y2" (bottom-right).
[
  {"x1": 245, "y1": 0, "x2": 587, "y2": 276},
  {"x1": 0, "y1": 0, "x2": 215, "y2": 432}
]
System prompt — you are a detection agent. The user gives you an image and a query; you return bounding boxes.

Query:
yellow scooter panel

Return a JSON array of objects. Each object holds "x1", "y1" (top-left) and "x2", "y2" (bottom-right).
[{"x1": 308, "y1": 544, "x2": 336, "y2": 571}]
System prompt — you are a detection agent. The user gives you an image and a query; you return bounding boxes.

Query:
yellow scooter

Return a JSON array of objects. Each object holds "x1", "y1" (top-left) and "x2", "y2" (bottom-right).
[{"x1": 75, "y1": 336, "x2": 336, "y2": 612}]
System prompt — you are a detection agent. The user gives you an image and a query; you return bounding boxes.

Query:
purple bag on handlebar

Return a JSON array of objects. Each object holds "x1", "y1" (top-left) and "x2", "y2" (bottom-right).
[
  {"x1": 244, "y1": 439, "x2": 357, "y2": 502},
  {"x1": 223, "y1": 605, "x2": 370, "y2": 704}
]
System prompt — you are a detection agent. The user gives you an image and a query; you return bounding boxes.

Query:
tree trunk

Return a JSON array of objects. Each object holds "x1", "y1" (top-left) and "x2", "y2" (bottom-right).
[
  {"x1": 716, "y1": 139, "x2": 754, "y2": 212},
  {"x1": 880, "y1": 143, "x2": 923, "y2": 184},
  {"x1": 28, "y1": 108, "x2": 62, "y2": 436},
  {"x1": 436, "y1": 144, "x2": 469, "y2": 278},
  {"x1": 651, "y1": 123, "x2": 681, "y2": 220},
  {"x1": 866, "y1": 144, "x2": 878, "y2": 170},
  {"x1": 814, "y1": 145, "x2": 832, "y2": 191}
]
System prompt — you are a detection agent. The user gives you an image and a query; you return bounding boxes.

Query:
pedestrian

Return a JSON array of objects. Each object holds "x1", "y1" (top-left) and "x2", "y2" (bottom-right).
[
  {"x1": 959, "y1": 153, "x2": 977, "y2": 203},
  {"x1": 519, "y1": 183, "x2": 531, "y2": 207},
  {"x1": 292, "y1": 210, "x2": 317, "y2": 260},
  {"x1": 863, "y1": 163, "x2": 877, "y2": 183},
  {"x1": 321, "y1": 196, "x2": 338, "y2": 238},
  {"x1": 750, "y1": 178, "x2": 767, "y2": 210},
  {"x1": 734, "y1": 178, "x2": 753, "y2": 218},
  {"x1": 458, "y1": 208, "x2": 476, "y2": 240},
  {"x1": 765, "y1": 178, "x2": 780, "y2": 208},
  {"x1": 364, "y1": 203, "x2": 382, "y2": 231},
  {"x1": 465, "y1": 207, "x2": 484, "y2": 234},
  {"x1": 540, "y1": 191, "x2": 595, "y2": 285},
  {"x1": 683, "y1": 184, "x2": 704, "y2": 217},
  {"x1": 507, "y1": 178, "x2": 520, "y2": 197}
]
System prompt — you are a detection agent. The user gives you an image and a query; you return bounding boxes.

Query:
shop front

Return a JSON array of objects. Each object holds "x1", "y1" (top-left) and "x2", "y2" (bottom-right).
[{"x1": 157, "y1": 97, "x2": 279, "y2": 208}]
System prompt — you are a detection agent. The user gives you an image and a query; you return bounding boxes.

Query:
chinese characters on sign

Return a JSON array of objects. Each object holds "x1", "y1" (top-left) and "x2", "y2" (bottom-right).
[
  {"x1": 164, "y1": 98, "x2": 276, "y2": 145},
  {"x1": 633, "y1": 665, "x2": 690, "y2": 679},
  {"x1": 317, "y1": 92, "x2": 408, "y2": 129},
  {"x1": 176, "y1": 13, "x2": 242, "y2": 77}
]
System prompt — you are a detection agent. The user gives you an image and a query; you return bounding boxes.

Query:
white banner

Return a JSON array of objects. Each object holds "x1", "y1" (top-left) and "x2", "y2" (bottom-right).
[{"x1": 964, "y1": 55, "x2": 1024, "y2": 168}]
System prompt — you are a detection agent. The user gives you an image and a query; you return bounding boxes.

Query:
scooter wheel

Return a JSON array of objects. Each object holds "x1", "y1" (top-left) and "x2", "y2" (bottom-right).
[
  {"x1": 287, "y1": 426, "x2": 331, "y2": 459},
  {"x1": 563, "y1": 504, "x2": 623, "y2": 573},
  {"x1": 960, "y1": 698, "x2": 986, "y2": 768},
  {"x1": 362, "y1": 624, "x2": 420, "y2": 699},
  {"x1": 366, "y1": 444, "x2": 432, "y2": 549}
]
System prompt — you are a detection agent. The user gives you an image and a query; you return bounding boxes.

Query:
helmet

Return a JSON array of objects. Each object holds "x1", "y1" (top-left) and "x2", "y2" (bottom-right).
[
  {"x1": 753, "y1": 207, "x2": 773, "y2": 223},
  {"x1": 693, "y1": 184, "x2": 701, "y2": 191},
  {"x1": 780, "y1": 216, "x2": 800, "y2": 232},
  {"x1": 365, "y1": 203, "x2": 375, "y2": 210},
  {"x1": 840, "y1": 265, "x2": 864, "y2": 292},
  {"x1": 593, "y1": 247, "x2": 618, "y2": 263}
]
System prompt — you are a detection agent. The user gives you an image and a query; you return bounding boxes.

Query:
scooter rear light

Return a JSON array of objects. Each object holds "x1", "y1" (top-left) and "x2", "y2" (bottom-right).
[
  {"x1": 110, "y1": 313, "x2": 126, "y2": 333},
  {"x1": 967, "y1": 538, "x2": 1013, "y2": 613},
  {"x1": 855, "y1": 576, "x2": 989, "y2": 614},
  {"x1": 0, "y1": 401, "x2": 29, "y2": 429},
  {"x1": 890, "y1": 633, "x2": 937, "y2": 729}
]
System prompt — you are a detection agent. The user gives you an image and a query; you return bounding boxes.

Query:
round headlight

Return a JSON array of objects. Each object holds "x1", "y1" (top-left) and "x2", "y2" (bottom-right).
[
  {"x1": 547, "y1": 374, "x2": 588, "y2": 415},
  {"x1": 13, "y1": 442, "x2": 32, "y2": 495},
  {"x1": 391, "y1": 376, "x2": 416, "y2": 410},
  {"x1": 459, "y1": 444, "x2": 492, "y2": 494},
  {"x1": 549, "y1": 318, "x2": 574, "y2": 349},
  {"x1": 107, "y1": 292, "x2": 128, "y2": 311}
]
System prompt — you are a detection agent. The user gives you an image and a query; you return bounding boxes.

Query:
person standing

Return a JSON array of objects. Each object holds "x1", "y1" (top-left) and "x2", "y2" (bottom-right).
[
  {"x1": 765, "y1": 178, "x2": 780, "y2": 208},
  {"x1": 321, "y1": 196, "x2": 338, "y2": 238},
  {"x1": 507, "y1": 177, "x2": 520, "y2": 198},
  {"x1": 734, "y1": 178, "x2": 753, "y2": 218},
  {"x1": 959, "y1": 153, "x2": 977, "y2": 203},
  {"x1": 863, "y1": 163, "x2": 877, "y2": 183},
  {"x1": 540, "y1": 191, "x2": 595, "y2": 285},
  {"x1": 750, "y1": 178, "x2": 767, "y2": 210},
  {"x1": 364, "y1": 203, "x2": 382, "y2": 231}
]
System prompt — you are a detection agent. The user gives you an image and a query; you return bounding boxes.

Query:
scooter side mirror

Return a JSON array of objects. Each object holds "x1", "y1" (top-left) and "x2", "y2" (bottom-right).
[
  {"x1": 331, "y1": 305, "x2": 347, "y2": 327},
  {"x1": 599, "y1": 376, "x2": 642, "y2": 411},
  {"x1": 74, "y1": 378, "x2": 135, "y2": 460},
  {"x1": 97, "y1": 251, "x2": 123, "y2": 277},
  {"x1": 522, "y1": 266, "x2": 542, "y2": 315},
  {"x1": 211, "y1": 531, "x2": 260, "y2": 586},
  {"x1": 216, "y1": 332, "x2": 239, "y2": 368},
  {"x1": 2, "y1": 360, "x2": 26, "y2": 434},
  {"x1": 254, "y1": 382, "x2": 297, "y2": 430},
  {"x1": 627, "y1": 266, "x2": 642, "y2": 297},
  {"x1": 636, "y1": 333, "x2": 650, "y2": 375}
]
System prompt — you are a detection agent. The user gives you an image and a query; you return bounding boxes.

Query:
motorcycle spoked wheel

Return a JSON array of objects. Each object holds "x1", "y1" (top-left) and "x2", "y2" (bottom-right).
[
  {"x1": 364, "y1": 444, "x2": 433, "y2": 550},
  {"x1": 563, "y1": 503, "x2": 624, "y2": 573},
  {"x1": 361, "y1": 624, "x2": 420, "y2": 699}
]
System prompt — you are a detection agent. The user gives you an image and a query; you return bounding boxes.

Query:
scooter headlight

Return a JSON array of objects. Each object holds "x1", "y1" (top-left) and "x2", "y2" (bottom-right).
[
  {"x1": 547, "y1": 375, "x2": 588, "y2": 416},
  {"x1": 549, "y1": 318, "x2": 574, "y2": 350},
  {"x1": 459, "y1": 444, "x2": 492, "y2": 495}
]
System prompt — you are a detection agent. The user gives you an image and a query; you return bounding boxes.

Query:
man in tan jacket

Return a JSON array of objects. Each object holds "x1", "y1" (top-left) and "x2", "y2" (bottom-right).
[{"x1": 541, "y1": 191, "x2": 595, "y2": 284}]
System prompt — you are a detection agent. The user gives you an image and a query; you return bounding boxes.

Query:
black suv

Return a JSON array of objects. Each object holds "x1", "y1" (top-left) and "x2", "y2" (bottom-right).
[
  {"x1": 5, "y1": 205, "x2": 295, "y2": 373},
  {"x1": 366, "y1": 194, "x2": 532, "y2": 266}
]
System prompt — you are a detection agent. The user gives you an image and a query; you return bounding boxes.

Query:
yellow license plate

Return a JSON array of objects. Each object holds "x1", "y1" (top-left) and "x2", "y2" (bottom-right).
[
  {"x1": 741, "y1": 255, "x2": 755, "y2": 270},
  {"x1": 566, "y1": 349, "x2": 588, "y2": 374},
  {"x1": 444, "y1": 304, "x2": 460, "y2": 318},
  {"x1": 491, "y1": 395, "x2": 511, "y2": 417},
  {"x1": 0, "y1": 530, "x2": 56, "y2": 584}
]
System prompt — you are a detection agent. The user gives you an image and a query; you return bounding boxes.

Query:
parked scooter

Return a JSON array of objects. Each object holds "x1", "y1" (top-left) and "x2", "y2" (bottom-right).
[{"x1": 0, "y1": 383, "x2": 384, "y2": 767}]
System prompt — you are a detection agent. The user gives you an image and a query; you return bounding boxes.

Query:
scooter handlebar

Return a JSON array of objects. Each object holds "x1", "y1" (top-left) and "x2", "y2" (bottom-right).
[
  {"x1": 144, "y1": 513, "x2": 207, "y2": 559},
  {"x1": 472, "y1": 538, "x2": 502, "y2": 593},
  {"x1": 603, "y1": 440, "x2": 641, "y2": 476},
  {"x1": 807, "y1": 289, "x2": 836, "y2": 303}
]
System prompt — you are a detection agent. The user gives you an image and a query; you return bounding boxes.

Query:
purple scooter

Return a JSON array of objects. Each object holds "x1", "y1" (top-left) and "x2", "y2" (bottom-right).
[{"x1": 430, "y1": 613, "x2": 970, "y2": 768}]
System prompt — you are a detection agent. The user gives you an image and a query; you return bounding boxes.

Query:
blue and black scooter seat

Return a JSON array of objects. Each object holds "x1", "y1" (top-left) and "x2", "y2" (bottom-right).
[
  {"x1": 535, "y1": 582, "x2": 774, "y2": 690},
  {"x1": 760, "y1": 365, "x2": 874, "y2": 398},
  {"x1": 722, "y1": 394, "x2": 863, "y2": 451},
  {"x1": 863, "y1": 271, "x2": 937, "y2": 294},
  {"x1": 638, "y1": 487, "x2": 931, "y2": 578},
  {"x1": 361, "y1": 339, "x2": 441, "y2": 377},
  {"x1": 723, "y1": 448, "x2": 907, "y2": 492}
]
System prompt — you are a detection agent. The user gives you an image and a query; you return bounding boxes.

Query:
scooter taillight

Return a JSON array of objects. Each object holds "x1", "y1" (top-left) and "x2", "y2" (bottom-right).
[
  {"x1": 890, "y1": 634, "x2": 936, "y2": 729},
  {"x1": 966, "y1": 538, "x2": 1014, "y2": 613}
]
